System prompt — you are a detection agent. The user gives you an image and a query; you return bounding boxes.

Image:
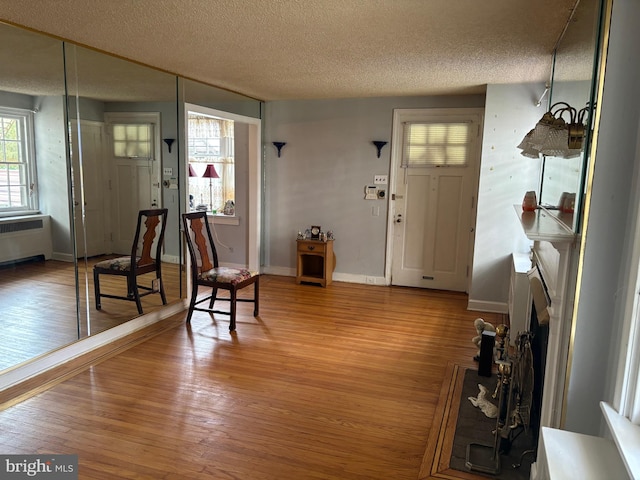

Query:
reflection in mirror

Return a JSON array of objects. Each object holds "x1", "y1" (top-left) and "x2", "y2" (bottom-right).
[
  {"x1": 0, "y1": 21, "x2": 265, "y2": 375},
  {"x1": 0, "y1": 22, "x2": 78, "y2": 371},
  {"x1": 64, "y1": 43, "x2": 182, "y2": 337},
  {"x1": 540, "y1": 0, "x2": 604, "y2": 231}
]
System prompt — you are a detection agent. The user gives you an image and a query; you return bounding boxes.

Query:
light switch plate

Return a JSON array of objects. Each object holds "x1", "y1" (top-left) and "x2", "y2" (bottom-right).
[
  {"x1": 163, "y1": 167, "x2": 173, "y2": 176},
  {"x1": 374, "y1": 174, "x2": 388, "y2": 185}
]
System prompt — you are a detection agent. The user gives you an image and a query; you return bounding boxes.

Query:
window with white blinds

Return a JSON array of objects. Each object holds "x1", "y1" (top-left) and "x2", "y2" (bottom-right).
[{"x1": 401, "y1": 121, "x2": 473, "y2": 167}]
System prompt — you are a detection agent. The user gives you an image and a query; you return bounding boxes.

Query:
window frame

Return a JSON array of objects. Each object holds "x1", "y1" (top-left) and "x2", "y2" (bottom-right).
[
  {"x1": 0, "y1": 106, "x2": 38, "y2": 214},
  {"x1": 187, "y1": 111, "x2": 235, "y2": 214}
]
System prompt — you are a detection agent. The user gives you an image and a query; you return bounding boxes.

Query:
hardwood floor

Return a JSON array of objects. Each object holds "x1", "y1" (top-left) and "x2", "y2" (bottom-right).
[
  {"x1": 0, "y1": 275, "x2": 504, "y2": 479},
  {"x1": 0, "y1": 257, "x2": 181, "y2": 371}
]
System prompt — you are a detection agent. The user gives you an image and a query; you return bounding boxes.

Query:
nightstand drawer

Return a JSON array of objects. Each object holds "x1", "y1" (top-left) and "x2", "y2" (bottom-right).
[{"x1": 297, "y1": 240, "x2": 327, "y2": 254}]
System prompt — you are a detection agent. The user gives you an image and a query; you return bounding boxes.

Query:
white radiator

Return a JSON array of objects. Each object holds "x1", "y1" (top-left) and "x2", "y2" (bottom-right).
[{"x1": 0, "y1": 214, "x2": 53, "y2": 264}]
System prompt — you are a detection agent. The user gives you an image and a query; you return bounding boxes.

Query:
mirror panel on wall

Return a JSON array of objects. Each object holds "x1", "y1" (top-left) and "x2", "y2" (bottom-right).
[
  {"x1": 64, "y1": 43, "x2": 182, "y2": 337},
  {"x1": 540, "y1": 0, "x2": 604, "y2": 232},
  {"x1": 0, "y1": 22, "x2": 263, "y2": 377},
  {"x1": 0, "y1": 22, "x2": 77, "y2": 371}
]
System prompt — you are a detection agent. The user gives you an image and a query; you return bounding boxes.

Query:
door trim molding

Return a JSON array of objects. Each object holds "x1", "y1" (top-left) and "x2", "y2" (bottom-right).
[{"x1": 385, "y1": 107, "x2": 484, "y2": 288}]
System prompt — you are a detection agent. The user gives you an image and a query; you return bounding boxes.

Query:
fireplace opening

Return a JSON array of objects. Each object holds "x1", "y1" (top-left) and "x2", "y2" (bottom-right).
[{"x1": 529, "y1": 301, "x2": 549, "y2": 448}]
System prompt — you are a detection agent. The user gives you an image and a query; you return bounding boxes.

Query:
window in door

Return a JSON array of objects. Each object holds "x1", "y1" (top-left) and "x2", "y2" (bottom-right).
[
  {"x1": 0, "y1": 107, "x2": 36, "y2": 212},
  {"x1": 187, "y1": 112, "x2": 234, "y2": 213},
  {"x1": 402, "y1": 121, "x2": 473, "y2": 167},
  {"x1": 112, "y1": 123, "x2": 153, "y2": 159}
]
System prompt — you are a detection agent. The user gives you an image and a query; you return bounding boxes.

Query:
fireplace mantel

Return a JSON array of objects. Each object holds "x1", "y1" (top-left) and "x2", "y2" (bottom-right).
[
  {"x1": 514, "y1": 205, "x2": 580, "y2": 429},
  {"x1": 514, "y1": 205, "x2": 575, "y2": 245}
]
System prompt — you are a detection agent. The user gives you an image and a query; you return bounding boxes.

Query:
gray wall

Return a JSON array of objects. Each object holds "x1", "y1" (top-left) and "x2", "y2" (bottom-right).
[
  {"x1": 263, "y1": 95, "x2": 485, "y2": 280},
  {"x1": 470, "y1": 83, "x2": 544, "y2": 311},
  {"x1": 34, "y1": 95, "x2": 72, "y2": 258},
  {"x1": 565, "y1": 0, "x2": 640, "y2": 436},
  {"x1": 262, "y1": 87, "x2": 546, "y2": 310}
]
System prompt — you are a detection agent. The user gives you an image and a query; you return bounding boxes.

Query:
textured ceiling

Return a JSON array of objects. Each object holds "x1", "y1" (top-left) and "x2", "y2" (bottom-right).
[{"x1": 0, "y1": 0, "x2": 592, "y2": 101}]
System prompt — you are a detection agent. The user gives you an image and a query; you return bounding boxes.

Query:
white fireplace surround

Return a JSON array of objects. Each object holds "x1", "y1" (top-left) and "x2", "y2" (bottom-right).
[
  {"x1": 514, "y1": 206, "x2": 584, "y2": 479},
  {"x1": 515, "y1": 205, "x2": 578, "y2": 430},
  {"x1": 516, "y1": 206, "x2": 639, "y2": 479}
]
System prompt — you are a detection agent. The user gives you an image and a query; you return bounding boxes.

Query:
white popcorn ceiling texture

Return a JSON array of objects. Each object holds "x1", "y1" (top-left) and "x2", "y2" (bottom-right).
[{"x1": 0, "y1": 0, "x2": 596, "y2": 102}]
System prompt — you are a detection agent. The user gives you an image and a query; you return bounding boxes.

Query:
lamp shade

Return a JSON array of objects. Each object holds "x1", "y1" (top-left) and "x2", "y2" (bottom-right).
[
  {"x1": 188, "y1": 164, "x2": 198, "y2": 177},
  {"x1": 202, "y1": 164, "x2": 219, "y2": 179}
]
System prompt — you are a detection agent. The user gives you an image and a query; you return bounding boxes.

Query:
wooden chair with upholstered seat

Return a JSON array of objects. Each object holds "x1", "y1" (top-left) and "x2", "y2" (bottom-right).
[
  {"x1": 182, "y1": 211, "x2": 259, "y2": 331},
  {"x1": 93, "y1": 208, "x2": 168, "y2": 315}
]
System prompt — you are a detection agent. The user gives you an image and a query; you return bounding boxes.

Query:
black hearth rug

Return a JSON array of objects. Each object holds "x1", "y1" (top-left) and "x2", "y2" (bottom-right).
[{"x1": 449, "y1": 368, "x2": 535, "y2": 479}]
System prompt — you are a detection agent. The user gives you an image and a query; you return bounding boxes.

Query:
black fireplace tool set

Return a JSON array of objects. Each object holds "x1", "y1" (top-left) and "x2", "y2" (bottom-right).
[{"x1": 466, "y1": 327, "x2": 536, "y2": 476}]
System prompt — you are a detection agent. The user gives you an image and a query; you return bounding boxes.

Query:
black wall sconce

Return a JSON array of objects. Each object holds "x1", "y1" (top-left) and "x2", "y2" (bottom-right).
[
  {"x1": 273, "y1": 142, "x2": 286, "y2": 157},
  {"x1": 164, "y1": 138, "x2": 175, "y2": 153},
  {"x1": 372, "y1": 141, "x2": 388, "y2": 158}
]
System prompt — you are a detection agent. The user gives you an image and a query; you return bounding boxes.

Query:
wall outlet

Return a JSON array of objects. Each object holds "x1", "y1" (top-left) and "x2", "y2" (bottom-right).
[{"x1": 374, "y1": 174, "x2": 388, "y2": 185}]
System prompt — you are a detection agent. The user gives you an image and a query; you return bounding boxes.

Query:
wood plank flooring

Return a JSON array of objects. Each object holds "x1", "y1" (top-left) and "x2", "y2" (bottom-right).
[
  {"x1": 0, "y1": 275, "x2": 504, "y2": 479},
  {"x1": 0, "y1": 257, "x2": 181, "y2": 371}
]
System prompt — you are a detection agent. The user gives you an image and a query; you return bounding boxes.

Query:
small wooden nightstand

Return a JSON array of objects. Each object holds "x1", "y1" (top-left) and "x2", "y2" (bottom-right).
[{"x1": 296, "y1": 239, "x2": 335, "y2": 287}]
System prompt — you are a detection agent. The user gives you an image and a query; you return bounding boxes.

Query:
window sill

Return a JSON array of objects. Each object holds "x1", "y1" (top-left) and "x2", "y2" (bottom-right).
[
  {"x1": 601, "y1": 401, "x2": 640, "y2": 479},
  {"x1": 0, "y1": 210, "x2": 41, "y2": 220},
  {"x1": 208, "y1": 213, "x2": 239, "y2": 226}
]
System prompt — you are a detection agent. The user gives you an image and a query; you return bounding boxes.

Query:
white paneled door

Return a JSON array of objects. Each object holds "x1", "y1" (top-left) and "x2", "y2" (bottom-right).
[
  {"x1": 389, "y1": 109, "x2": 483, "y2": 292},
  {"x1": 71, "y1": 121, "x2": 107, "y2": 258},
  {"x1": 105, "y1": 113, "x2": 162, "y2": 255}
]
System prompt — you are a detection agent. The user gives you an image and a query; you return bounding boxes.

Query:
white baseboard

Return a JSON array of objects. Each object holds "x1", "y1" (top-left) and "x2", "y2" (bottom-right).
[
  {"x1": 52, "y1": 252, "x2": 75, "y2": 262},
  {"x1": 333, "y1": 272, "x2": 387, "y2": 285},
  {"x1": 162, "y1": 254, "x2": 180, "y2": 264},
  {"x1": 260, "y1": 266, "x2": 387, "y2": 285},
  {"x1": 261, "y1": 266, "x2": 295, "y2": 277},
  {"x1": 467, "y1": 299, "x2": 508, "y2": 314}
]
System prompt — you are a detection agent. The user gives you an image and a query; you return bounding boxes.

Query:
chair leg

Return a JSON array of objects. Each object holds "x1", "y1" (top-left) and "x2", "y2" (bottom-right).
[
  {"x1": 158, "y1": 275, "x2": 167, "y2": 305},
  {"x1": 185, "y1": 283, "x2": 199, "y2": 324},
  {"x1": 130, "y1": 275, "x2": 143, "y2": 315},
  {"x1": 124, "y1": 276, "x2": 131, "y2": 297},
  {"x1": 94, "y1": 269, "x2": 101, "y2": 310},
  {"x1": 209, "y1": 288, "x2": 218, "y2": 309},
  {"x1": 229, "y1": 289, "x2": 237, "y2": 331},
  {"x1": 253, "y1": 278, "x2": 259, "y2": 317}
]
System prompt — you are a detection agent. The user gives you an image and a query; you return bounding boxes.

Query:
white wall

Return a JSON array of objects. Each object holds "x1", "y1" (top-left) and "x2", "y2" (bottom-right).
[
  {"x1": 564, "y1": 0, "x2": 640, "y2": 436},
  {"x1": 263, "y1": 95, "x2": 484, "y2": 280},
  {"x1": 469, "y1": 83, "x2": 544, "y2": 312}
]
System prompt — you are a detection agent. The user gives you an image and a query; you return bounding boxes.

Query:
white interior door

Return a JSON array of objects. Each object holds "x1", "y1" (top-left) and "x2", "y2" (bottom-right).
[
  {"x1": 389, "y1": 109, "x2": 483, "y2": 292},
  {"x1": 71, "y1": 120, "x2": 107, "y2": 258},
  {"x1": 105, "y1": 113, "x2": 161, "y2": 254}
]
